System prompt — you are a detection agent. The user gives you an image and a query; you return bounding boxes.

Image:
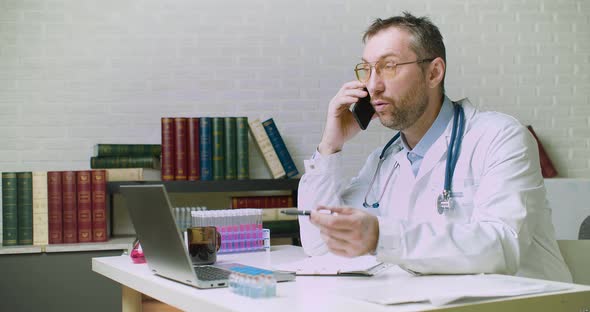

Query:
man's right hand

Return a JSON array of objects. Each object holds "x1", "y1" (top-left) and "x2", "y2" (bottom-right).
[{"x1": 318, "y1": 81, "x2": 369, "y2": 155}]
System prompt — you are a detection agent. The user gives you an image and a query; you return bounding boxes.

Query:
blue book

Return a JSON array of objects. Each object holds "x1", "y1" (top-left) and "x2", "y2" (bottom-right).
[
  {"x1": 199, "y1": 117, "x2": 213, "y2": 181},
  {"x1": 261, "y1": 118, "x2": 299, "y2": 178}
]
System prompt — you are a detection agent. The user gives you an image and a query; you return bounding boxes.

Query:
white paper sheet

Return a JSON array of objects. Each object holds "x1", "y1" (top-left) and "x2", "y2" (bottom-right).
[
  {"x1": 274, "y1": 253, "x2": 391, "y2": 276},
  {"x1": 337, "y1": 274, "x2": 572, "y2": 306}
]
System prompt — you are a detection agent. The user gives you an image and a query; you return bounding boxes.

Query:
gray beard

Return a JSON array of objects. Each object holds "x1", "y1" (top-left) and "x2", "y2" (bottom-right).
[{"x1": 379, "y1": 84, "x2": 429, "y2": 131}]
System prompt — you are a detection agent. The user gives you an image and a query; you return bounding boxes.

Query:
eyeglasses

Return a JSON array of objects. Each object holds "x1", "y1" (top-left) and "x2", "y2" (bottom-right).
[{"x1": 354, "y1": 58, "x2": 435, "y2": 83}]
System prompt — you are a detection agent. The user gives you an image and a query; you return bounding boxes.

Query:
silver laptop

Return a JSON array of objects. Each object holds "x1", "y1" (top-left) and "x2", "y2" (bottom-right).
[{"x1": 120, "y1": 184, "x2": 294, "y2": 289}]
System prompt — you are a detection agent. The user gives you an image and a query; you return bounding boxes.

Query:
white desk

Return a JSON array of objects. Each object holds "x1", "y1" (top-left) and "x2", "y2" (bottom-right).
[{"x1": 92, "y1": 245, "x2": 590, "y2": 312}]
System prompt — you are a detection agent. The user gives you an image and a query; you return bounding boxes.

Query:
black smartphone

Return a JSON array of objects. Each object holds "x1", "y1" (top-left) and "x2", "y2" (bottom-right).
[{"x1": 351, "y1": 88, "x2": 375, "y2": 130}]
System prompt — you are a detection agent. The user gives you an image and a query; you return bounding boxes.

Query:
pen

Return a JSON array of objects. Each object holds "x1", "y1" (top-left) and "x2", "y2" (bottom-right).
[{"x1": 280, "y1": 209, "x2": 312, "y2": 216}]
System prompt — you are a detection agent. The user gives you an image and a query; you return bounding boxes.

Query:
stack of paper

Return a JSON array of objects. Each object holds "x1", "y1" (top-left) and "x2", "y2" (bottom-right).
[
  {"x1": 275, "y1": 253, "x2": 392, "y2": 276},
  {"x1": 337, "y1": 274, "x2": 572, "y2": 306}
]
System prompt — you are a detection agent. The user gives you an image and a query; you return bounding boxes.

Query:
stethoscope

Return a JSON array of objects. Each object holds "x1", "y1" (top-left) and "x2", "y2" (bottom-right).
[{"x1": 362, "y1": 103, "x2": 465, "y2": 215}]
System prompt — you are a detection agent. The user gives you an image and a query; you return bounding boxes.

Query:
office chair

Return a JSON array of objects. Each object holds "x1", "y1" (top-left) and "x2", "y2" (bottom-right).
[
  {"x1": 558, "y1": 236, "x2": 590, "y2": 285},
  {"x1": 579, "y1": 216, "x2": 590, "y2": 239}
]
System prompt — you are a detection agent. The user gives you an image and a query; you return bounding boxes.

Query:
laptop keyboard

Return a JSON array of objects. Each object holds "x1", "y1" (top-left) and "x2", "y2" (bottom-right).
[{"x1": 194, "y1": 266, "x2": 232, "y2": 281}]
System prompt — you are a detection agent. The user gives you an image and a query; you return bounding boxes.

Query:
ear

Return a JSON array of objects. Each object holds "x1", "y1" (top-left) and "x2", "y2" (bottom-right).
[{"x1": 427, "y1": 57, "x2": 445, "y2": 89}]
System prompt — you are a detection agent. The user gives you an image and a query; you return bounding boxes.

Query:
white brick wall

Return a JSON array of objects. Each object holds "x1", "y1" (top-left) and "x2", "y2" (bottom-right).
[{"x1": 0, "y1": 0, "x2": 588, "y2": 178}]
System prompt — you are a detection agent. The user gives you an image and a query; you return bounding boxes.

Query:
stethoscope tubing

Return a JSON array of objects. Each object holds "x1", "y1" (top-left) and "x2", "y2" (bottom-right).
[{"x1": 363, "y1": 103, "x2": 465, "y2": 211}]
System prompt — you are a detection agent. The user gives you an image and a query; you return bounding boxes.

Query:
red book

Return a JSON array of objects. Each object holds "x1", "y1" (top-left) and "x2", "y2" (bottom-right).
[
  {"x1": 187, "y1": 117, "x2": 200, "y2": 181},
  {"x1": 61, "y1": 171, "x2": 78, "y2": 243},
  {"x1": 76, "y1": 171, "x2": 92, "y2": 243},
  {"x1": 231, "y1": 195, "x2": 294, "y2": 208},
  {"x1": 174, "y1": 117, "x2": 188, "y2": 180},
  {"x1": 91, "y1": 170, "x2": 108, "y2": 242},
  {"x1": 527, "y1": 125, "x2": 558, "y2": 178},
  {"x1": 161, "y1": 117, "x2": 175, "y2": 181},
  {"x1": 47, "y1": 171, "x2": 63, "y2": 244}
]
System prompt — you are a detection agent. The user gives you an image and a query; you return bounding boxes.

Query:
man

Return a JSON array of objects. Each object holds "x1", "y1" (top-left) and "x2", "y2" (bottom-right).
[{"x1": 297, "y1": 12, "x2": 572, "y2": 282}]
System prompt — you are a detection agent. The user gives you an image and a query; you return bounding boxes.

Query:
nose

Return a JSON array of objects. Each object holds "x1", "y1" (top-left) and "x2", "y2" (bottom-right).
[{"x1": 366, "y1": 68, "x2": 384, "y2": 98}]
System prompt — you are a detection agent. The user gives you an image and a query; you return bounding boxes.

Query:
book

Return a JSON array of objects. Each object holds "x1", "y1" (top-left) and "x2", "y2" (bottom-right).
[
  {"x1": 248, "y1": 119, "x2": 286, "y2": 179},
  {"x1": 47, "y1": 171, "x2": 63, "y2": 244},
  {"x1": 275, "y1": 253, "x2": 389, "y2": 276},
  {"x1": 90, "y1": 156, "x2": 160, "y2": 169},
  {"x1": 262, "y1": 220, "x2": 299, "y2": 236},
  {"x1": 32, "y1": 171, "x2": 49, "y2": 246},
  {"x1": 174, "y1": 117, "x2": 188, "y2": 180},
  {"x1": 187, "y1": 117, "x2": 200, "y2": 181},
  {"x1": 200, "y1": 117, "x2": 213, "y2": 181},
  {"x1": 161, "y1": 117, "x2": 175, "y2": 181},
  {"x1": 16, "y1": 172, "x2": 33, "y2": 245},
  {"x1": 231, "y1": 195, "x2": 294, "y2": 209},
  {"x1": 91, "y1": 170, "x2": 108, "y2": 242},
  {"x1": 212, "y1": 117, "x2": 225, "y2": 180},
  {"x1": 76, "y1": 171, "x2": 93, "y2": 243},
  {"x1": 104, "y1": 168, "x2": 161, "y2": 182},
  {"x1": 236, "y1": 117, "x2": 249, "y2": 180},
  {"x1": 224, "y1": 117, "x2": 237, "y2": 180},
  {"x1": 61, "y1": 171, "x2": 77, "y2": 243},
  {"x1": 2, "y1": 172, "x2": 18, "y2": 246},
  {"x1": 262, "y1": 118, "x2": 299, "y2": 178},
  {"x1": 0, "y1": 180, "x2": 2, "y2": 244},
  {"x1": 93, "y1": 144, "x2": 161, "y2": 157},
  {"x1": 526, "y1": 125, "x2": 558, "y2": 178}
]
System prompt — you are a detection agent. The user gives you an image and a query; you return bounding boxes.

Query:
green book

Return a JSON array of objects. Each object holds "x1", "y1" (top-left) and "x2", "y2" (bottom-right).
[
  {"x1": 2, "y1": 172, "x2": 18, "y2": 246},
  {"x1": 17, "y1": 172, "x2": 33, "y2": 245},
  {"x1": 90, "y1": 156, "x2": 161, "y2": 169},
  {"x1": 236, "y1": 117, "x2": 249, "y2": 180},
  {"x1": 94, "y1": 144, "x2": 161, "y2": 157},
  {"x1": 212, "y1": 117, "x2": 225, "y2": 180},
  {"x1": 224, "y1": 117, "x2": 237, "y2": 180}
]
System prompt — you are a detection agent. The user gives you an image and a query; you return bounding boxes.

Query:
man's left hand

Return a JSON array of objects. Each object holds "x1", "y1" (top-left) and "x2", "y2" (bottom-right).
[{"x1": 310, "y1": 206, "x2": 379, "y2": 257}]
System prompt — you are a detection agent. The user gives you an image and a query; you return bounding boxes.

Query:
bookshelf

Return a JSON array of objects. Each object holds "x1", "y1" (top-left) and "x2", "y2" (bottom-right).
[
  {"x1": 107, "y1": 179, "x2": 301, "y2": 242},
  {"x1": 0, "y1": 179, "x2": 301, "y2": 255},
  {"x1": 107, "y1": 179, "x2": 300, "y2": 194}
]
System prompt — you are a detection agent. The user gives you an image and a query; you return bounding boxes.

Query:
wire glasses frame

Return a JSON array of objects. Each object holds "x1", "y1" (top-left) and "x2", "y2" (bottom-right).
[{"x1": 354, "y1": 58, "x2": 435, "y2": 83}]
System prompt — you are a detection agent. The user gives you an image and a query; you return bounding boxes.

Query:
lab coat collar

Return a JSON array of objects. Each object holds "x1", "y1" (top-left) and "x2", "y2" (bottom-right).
[{"x1": 415, "y1": 98, "x2": 476, "y2": 181}]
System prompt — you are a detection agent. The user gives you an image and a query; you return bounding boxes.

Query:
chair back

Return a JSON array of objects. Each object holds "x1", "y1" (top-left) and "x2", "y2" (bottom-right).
[{"x1": 557, "y1": 240, "x2": 590, "y2": 285}]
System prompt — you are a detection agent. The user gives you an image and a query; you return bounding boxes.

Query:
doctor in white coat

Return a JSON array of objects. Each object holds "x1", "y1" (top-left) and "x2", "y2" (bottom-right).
[{"x1": 298, "y1": 13, "x2": 572, "y2": 282}]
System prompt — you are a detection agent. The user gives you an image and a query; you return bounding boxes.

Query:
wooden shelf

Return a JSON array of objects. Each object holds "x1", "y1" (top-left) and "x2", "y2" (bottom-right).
[
  {"x1": 0, "y1": 236, "x2": 135, "y2": 255},
  {"x1": 107, "y1": 179, "x2": 300, "y2": 194}
]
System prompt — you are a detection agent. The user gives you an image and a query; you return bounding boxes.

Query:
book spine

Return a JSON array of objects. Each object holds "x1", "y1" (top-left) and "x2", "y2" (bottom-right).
[
  {"x1": 90, "y1": 156, "x2": 160, "y2": 169},
  {"x1": 526, "y1": 125, "x2": 558, "y2": 178},
  {"x1": 231, "y1": 195, "x2": 293, "y2": 208},
  {"x1": 262, "y1": 118, "x2": 299, "y2": 178},
  {"x1": 104, "y1": 168, "x2": 160, "y2": 182},
  {"x1": 76, "y1": 171, "x2": 92, "y2": 243},
  {"x1": 199, "y1": 117, "x2": 213, "y2": 181},
  {"x1": 248, "y1": 119, "x2": 286, "y2": 179},
  {"x1": 32, "y1": 171, "x2": 49, "y2": 246},
  {"x1": 262, "y1": 220, "x2": 299, "y2": 236},
  {"x1": 174, "y1": 117, "x2": 188, "y2": 180},
  {"x1": 47, "y1": 171, "x2": 63, "y2": 244},
  {"x1": 2, "y1": 172, "x2": 18, "y2": 246},
  {"x1": 224, "y1": 117, "x2": 237, "y2": 180},
  {"x1": 236, "y1": 117, "x2": 249, "y2": 180},
  {"x1": 17, "y1": 172, "x2": 33, "y2": 245},
  {"x1": 161, "y1": 117, "x2": 175, "y2": 181},
  {"x1": 187, "y1": 117, "x2": 201, "y2": 181},
  {"x1": 94, "y1": 144, "x2": 161, "y2": 157},
  {"x1": 61, "y1": 171, "x2": 77, "y2": 243},
  {"x1": 91, "y1": 170, "x2": 108, "y2": 242},
  {"x1": 212, "y1": 117, "x2": 225, "y2": 180}
]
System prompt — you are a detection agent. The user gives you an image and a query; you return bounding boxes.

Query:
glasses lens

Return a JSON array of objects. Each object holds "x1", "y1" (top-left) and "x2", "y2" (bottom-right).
[{"x1": 355, "y1": 64, "x2": 370, "y2": 82}]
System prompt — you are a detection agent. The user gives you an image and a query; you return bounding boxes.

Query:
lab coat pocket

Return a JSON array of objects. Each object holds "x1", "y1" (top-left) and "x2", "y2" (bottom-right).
[{"x1": 446, "y1": 178, "x2": 478, "y2": 222}]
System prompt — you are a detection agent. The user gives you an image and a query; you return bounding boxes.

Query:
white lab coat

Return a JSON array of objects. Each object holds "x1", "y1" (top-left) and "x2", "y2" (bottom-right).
[{"x1": 298, "y1": 99, "x2": 572, "y2": 283}]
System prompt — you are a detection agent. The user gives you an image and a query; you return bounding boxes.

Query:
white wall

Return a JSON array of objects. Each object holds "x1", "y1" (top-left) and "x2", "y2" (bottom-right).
[{"x1": 0, "y1": 0, "x2": 588, "y2": 179}]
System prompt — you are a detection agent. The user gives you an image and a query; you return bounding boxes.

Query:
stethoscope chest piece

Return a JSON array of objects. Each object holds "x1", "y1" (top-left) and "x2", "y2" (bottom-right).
[{"x1": 436, "y1": 191, "x2": 453, "y2": 215}]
